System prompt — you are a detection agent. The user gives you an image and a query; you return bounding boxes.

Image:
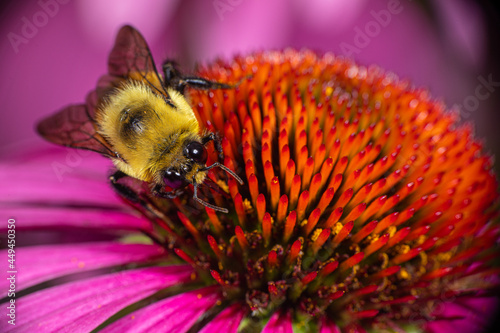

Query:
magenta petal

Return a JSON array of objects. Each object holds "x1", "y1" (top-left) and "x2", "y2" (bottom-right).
[
  {"x1": 320, "y1": 317, "x2": 341, "y2": 333},
  {"x1": 101, "y1": 286, "x2": 221, "y2": 332},
  {"x1": 0, "y1": 169, "x2": 121, "y2": 206},
  {"x1": 1, "y1": 265, "x2": 193, "y2": 333},
  {"x1": 0, "y1": 206, "x2": 152, "y2": 231},
  {"x1": 0, "y1": 146, "x2": 121, "y2": 207},
  {"x1": 199, "y1": 303, "x2": 246, "y2": 333},
  {"x1": 0, "y1": 146, "x2": 150, "y2": 232},
  {"x1": 1, "y1": 146, "x2": 112, "y2": 171},
  {"x1": 425, "y1": 296, "x2": 498, "y2": 333},
  {"x1": 0, "y1": 242, "x2": 165, "y2": 293},
  {"x1": 262, "y1": 310, "x2": 293, "y2": 333}
]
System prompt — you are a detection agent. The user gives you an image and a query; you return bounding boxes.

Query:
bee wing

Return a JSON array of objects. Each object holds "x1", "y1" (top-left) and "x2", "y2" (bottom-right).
[
  {"x1": 37, "y1": 97, "x2": 117, "y2": 158},
  {"x1": 107, "y1": 25, "x2": 167, "y2": 98},
  {"x1": 37, "y1": 26, "x2": 167, "y2": 159}
]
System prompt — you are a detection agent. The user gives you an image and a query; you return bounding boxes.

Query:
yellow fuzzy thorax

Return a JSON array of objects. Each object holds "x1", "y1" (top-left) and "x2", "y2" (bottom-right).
[{"x1": 96, "y1": 80, "x2": 200, "y2": 182}]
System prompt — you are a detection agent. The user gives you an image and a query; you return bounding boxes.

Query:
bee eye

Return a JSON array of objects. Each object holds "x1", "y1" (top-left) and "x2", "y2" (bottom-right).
[
  {"x1": 163, "y1": 168, "x2": 185, "y2": 189},
  {"x1": 185, "y1": 142, "x2": 207, "y2": 163}
]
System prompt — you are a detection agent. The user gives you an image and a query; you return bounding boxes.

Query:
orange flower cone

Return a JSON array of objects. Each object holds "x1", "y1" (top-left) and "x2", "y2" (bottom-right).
[{"x1": 140, "y1": 50, "x2": 500, "y2": 331}]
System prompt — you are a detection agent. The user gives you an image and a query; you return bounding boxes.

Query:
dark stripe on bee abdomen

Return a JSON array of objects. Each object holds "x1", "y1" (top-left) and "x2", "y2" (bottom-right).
[{"x1": 119, "y1": 107, "x2": 146, "y2": 146}]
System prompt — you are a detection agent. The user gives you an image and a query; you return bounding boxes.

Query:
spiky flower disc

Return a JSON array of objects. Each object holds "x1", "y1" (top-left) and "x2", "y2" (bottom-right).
[{"x1": 132, "y1": 50, "x2": 499, "y2": 331}]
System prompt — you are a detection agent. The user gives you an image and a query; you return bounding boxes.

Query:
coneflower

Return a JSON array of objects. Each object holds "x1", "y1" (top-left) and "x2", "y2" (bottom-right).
[{"x1": 1, "y1": 49, "x2": 498, "y2": 332}]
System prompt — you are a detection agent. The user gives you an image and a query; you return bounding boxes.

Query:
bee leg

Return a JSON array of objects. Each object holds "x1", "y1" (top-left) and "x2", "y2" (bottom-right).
[
  {"x1": 162, "y1": 60, "x2": 182, "y2": 88},
  {"x1": 201, "y1": 132, "x2": 224, "y2": 163},
  {"x1": 162, "y1": 60, "x2": 232, "y2": 93},
  {"x1": 201, "y1": 162, "x2": 244, "y2": 185},
  {"x1": 110, "y1": 170, "x2": 139, "y2": 203},
  {"x1": 180, "y1": 77, "x2": 232, "y2": 91},
  {"x1": 192, "y1": 182, "x2": 228, "y2": 213}
]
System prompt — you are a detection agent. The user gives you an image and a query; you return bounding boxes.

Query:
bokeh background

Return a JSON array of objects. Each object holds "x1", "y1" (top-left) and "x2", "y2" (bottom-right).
[
  {"x1": 0, "y1": 0, "x2": 499, "y2": 331},
  {"x1": 0, "y1": 0, "x2": 499, "y2": 167}
]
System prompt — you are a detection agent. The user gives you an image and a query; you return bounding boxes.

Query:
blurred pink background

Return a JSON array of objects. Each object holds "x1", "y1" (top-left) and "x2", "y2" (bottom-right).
[{"x1": 0, "y1": 0, "x2": 499, "y2": 164}]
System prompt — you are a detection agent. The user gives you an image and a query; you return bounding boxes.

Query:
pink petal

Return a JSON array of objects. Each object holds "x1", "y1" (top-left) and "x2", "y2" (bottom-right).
[
  {"x1": 101, "y1": 286, "x2": 221, "y2": 332},
  {"x1": 0, "y1": 146, "x2": 152, "y2": 232},
  {"x1": 0, "y1": 146, "x2": 123, "y2": 208},
  {"x1": 199, "y1": 303, "x2": 246, "y2": 333},
  {"x1": 0, "y1": 169, "x2": 121, "y2": 206},
  {"x1": 1, "y1": 146, "x2": 111, "y2": 171},
  {"x1": 425, "y1": 296, "x2": 498, "y2": 333},
  {"x1": 262, "y1": 310, "x2": 293, "y2": 333},
  {"x1": 320, "y1": 317, "x2": 341, "y2": 333},
  {"x1": 1, "y1": 265, "x2": 193, "y2": 333},
  {"x1": 0, "y1": 206, "x2": 152, "y2": 231},
  {"x1": 0, "y1": 242, "x2": 165, "y2": 293}
]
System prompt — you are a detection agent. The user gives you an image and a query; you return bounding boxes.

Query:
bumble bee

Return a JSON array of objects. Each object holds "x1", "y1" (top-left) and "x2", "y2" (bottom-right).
[{"x1": 37, "y1": 25, "x2": 243, "y2": 213}]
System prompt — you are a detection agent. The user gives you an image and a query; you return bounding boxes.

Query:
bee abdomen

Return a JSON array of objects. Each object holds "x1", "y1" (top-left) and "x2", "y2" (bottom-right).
[{"x1": 119, "y1": 107, "x2": 146, "y2": 146}]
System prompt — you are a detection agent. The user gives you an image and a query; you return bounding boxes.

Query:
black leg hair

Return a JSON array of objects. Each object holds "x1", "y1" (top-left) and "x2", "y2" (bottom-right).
[
  {"x1": 201, "y1": 162, "x2": 244, "y2": 185},
  {"x1": 192, "y1": 183, "x2": 228, "y2": 213},
  {"x1": 153, "y1": 179, "x2": 229, "y2": 213},
  {"x1": 162, "y1": 61, "x2": 182, "y2": 88},
  {"x1": 179, "y1": 77, "x2": 232, "y2": 91},
  {"x1": 162, "y1": 60, "x2": 233, "y2": 94},
  {"x1": 110, "y1": 170, "x2": 139, "y2": 203},
  {"x1": 201, "y1": 132, "x2": 224, "y2": 163}
]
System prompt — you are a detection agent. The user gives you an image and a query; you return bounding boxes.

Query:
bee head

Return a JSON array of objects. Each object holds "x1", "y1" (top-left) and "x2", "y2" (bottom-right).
[
  {"x1": 162, "y1": 168, "x2": 186, "y2": 189},
  {"x1": 162, "y1": 140, "x2": 244, "y2": 214}
]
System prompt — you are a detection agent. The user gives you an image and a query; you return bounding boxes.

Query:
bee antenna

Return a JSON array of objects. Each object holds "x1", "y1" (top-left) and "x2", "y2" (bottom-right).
[
  {"x1": 202, "y1": 162, "x2": 244, "y2": 185},
  {"x1": 193, "y1": 183, "x2": 228, "y2": 213}
]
